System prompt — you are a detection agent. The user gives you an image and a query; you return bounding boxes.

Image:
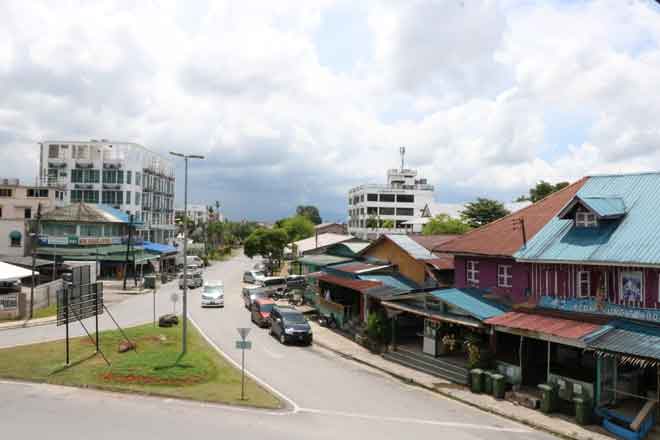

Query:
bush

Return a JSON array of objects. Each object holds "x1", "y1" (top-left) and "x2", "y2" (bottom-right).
[{"x1": 365, "y1": 311, "x2": 391, "y2": 347}]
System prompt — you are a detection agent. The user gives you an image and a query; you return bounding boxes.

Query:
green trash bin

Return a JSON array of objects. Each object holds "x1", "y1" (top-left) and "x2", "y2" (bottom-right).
[
  {"x1": 574, "y1": 397, "x2": 592, "y2": 425},
  {"x1": 538, "y1": 384, "x2": 557, "y2": 414},
  {"x1": 492, "y1": 374, "x2": 506, "y2": 399},
  {"x1": 144, "y1": 275, "x2": 156, "y2": 289},
  {"x1": 483, "y1": 371, "x2": 494, "y2": 395},
  {"x1": 470, "y1": 369, "x2": 484, "y2": 393}
]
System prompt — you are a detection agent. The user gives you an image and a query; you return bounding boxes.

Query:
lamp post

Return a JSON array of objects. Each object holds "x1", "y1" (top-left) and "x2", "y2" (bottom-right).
[{"x1": 170, "y1": 151, "x2": 204, "y2": 358}]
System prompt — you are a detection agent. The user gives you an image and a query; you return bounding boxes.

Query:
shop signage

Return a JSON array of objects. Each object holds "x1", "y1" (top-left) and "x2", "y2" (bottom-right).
[
  {"x1": 38, "y1": 236, "x2": 143, "y2": 246},
  {"x1": 539, "y1": 296, "x2": 660, "y2": 324}
]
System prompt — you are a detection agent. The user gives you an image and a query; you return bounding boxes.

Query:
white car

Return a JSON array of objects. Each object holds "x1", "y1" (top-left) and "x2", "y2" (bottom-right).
[
  {"x1": 243, "y1": 270, "x2": 265, "y2": 284},
  {"x1": 179, "y1": 271, "x2": 203, "y2": 289},
  {"x1": 201, "y1": 281, "x2": 224, "y2": 308}
]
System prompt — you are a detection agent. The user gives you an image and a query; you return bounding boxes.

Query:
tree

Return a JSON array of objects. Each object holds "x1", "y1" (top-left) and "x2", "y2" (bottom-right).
[
  {"x1": 244, "y1": 228, "x2": 289, "y2": 271},
  {"x1": 516, "y1": 181, "x2": 570, "y2": 203},
  {"x1": 366, "y1": 215, "x2": 378, "y2": 229},
  {"x1": 422, "y1": 214, "x2": 471, "y2": 235},
  {"x1": 280, "y1": 215, "x2": 314, "y2": 243},
  {"x1": 296, "y1": 205, "x2": 322, "y2": 225},
  {"x1": 380, "y1": 219, "x2": 395, "y2": 229},
  {"x1": 461, "y1": 198, "x2": 510, "y2": 228}
]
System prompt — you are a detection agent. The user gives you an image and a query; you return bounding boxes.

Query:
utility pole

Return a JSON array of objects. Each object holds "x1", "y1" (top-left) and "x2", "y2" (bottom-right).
[
  {"x1": 123, "y1": 214, "x2": 134, "y2": 290},
  {"x1": 30, "y1": 203, "x2": 42, "y2": 319},
  {"x1": 170, "y1": 152, "x2": 204, "y2": 359}
]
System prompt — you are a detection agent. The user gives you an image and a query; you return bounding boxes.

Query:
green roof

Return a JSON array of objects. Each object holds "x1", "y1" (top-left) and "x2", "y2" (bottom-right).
[
  {"x1": 296, "y1": 254, "x2": 354, "y2": 267},
  {"x1": 429, "y1": 288, "x2": 509, "y2": 321}
]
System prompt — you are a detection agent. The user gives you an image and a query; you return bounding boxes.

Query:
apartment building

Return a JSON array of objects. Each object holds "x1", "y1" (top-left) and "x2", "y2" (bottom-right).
[
  {"x1": 0, "y1": 178, "x2": 66, "y2": 257},
  {"x1": 348, "y1": 168, "x2": 434, "y2": 240},
  {"x1": 39, "y1": 140, "x2": 176, "y2": 244}
]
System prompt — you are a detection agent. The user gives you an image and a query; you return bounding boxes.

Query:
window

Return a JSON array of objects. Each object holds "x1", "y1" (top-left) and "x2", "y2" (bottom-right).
[
  {"x1": 396, "y1": 194, "x2": 414, "y2": 203},
  {"x1": 396, "y1": 207, "x2": 414, "y2": 216},
  {"x1": 71, "y1": 190, "x2": 82, "y2": 202},
  {"x1": 24, "y1": 208, "x2": 32, "y2": 219},
  {"x1": 127, "y1": 171, "x2": 132, "y2": 185},
  {"x1": 379, "y1": 207, "x2": 395, "y2": 215},
  {"x1": 102, "y1": 191, "x2": 123, "y2": 205},
  {"x1": 578, "y1": 271, "x2": 591, "y2": 297},
  {"x1": 0, "y1": 207, "x2": 2, "y2": 218},
  {"x1": 83, "y1": 191, "x2": 99, "y2": 203},
  {"x1": 48, "y1": 144, "x2": 59, "y2": 158},
  {"x1": 367, "y1": 206, "x2": 378, "y2": 215},
  {"x1": 103, "y1": 170, "x2": 116, "y2": 184},
  {"x1": 379, "y1": 194, "x2": 395, "y2": 202},
  {"x1": 135, "y1": 192, "x2": 140, "y2": 205},
  {"x1": 367, "y1": 193, "x2": 378, "y2": 202},
  {"x1": 71, "y1": 169, "x2": 84, "y2": 183},
  {"x1": 84, "y1": 169, "x2": 100, "y2": 183},
  {"x1": 576, "y1": 211, "x2": 598, "y2": 228},
  {"x1": 117, "y1": 170, "x2": 124, "y2": 184},
  {"x1": 467, "y1": 261, "x2": 479, "y2": 285},
  {"x1": 10, "y1": 232, "x2": 21, "y2": 248},
  {"x1": 136, "y1": 172, "x2": 141, "y2": 186},
  {"x1": 0, "y1": 188, "x2": 13, "y2": 197},
  {"x1": 126, "y1": 191, "x2": 131, "y2": 204},
  {"x1": 80, "y1": 224, "x2": 103, "y2": 237},
  {"x1": 498, "y1": 265, "x2": 512, "y2": 287},
  {"x1": 27, "y1": 189, "x2": 48, "y2": 197}
]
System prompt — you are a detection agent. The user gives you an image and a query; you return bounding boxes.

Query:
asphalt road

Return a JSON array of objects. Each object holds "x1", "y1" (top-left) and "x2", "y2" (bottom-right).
[{"x1": 0, "y1": 252, "x2": 558, "y2": 440}]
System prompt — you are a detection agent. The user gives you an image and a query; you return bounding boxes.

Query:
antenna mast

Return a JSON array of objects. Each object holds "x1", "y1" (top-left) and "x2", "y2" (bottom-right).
[{"x1": 400, "y1": 146, "x2": 406, "y2": 170}]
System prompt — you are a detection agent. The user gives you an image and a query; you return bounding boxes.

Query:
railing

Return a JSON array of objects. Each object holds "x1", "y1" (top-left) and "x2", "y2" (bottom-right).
[{"x1": 350, "y1": 183, "x2": 434, "y2": 192}]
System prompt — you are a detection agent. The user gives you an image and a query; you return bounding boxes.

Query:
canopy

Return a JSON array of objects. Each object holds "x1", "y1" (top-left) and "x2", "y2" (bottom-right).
[
  {"x1": 143, "y1": 241, "x2": 178, "y2": 255},
  {"x1": 430, "y1": 288, "x2": 508, "y2": 321},
  {"x1": 0, "y1": 261, "x2": 37, "y2": 281}
]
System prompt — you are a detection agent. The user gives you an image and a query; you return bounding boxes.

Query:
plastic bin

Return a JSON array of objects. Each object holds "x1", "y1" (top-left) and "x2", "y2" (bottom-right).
[
  {"x1": 470, "y1": 369, "x2": 484, "y2": 393},
  {"x1": 492, "y1": 374, "x2": 506, "y2": 399},
  {"x1": 538, "y1": 384, "x2": 558, "y2": 413},
  {"x1": 144, "y1": 275, "x2": 156, "y2": 289},
  {"x1": 574, "y1": 397, "x2": 592, "y2": 425},
  {"x1": 483, "y1": 371, "x2": 494, "y2": 395}
]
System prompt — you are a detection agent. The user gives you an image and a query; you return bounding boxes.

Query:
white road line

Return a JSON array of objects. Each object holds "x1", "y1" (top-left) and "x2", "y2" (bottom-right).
[
  {"x1": 188, "y1": 315, "x2": 301, "y2": 413},
  {"x1": 298, "y1": 407, "x2": 532, "y2": 433}
]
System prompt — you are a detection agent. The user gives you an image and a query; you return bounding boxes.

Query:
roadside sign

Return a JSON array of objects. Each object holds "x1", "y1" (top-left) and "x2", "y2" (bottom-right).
[
  {"x1": 237, "y1": 327, "x2": 251, "y2": 340},
  {"x1": 170, "y1": 293, "x2": 179, "y2": 303},
  {"x1": 236, "y1": 340, "x2": 252, "y2": 350}
]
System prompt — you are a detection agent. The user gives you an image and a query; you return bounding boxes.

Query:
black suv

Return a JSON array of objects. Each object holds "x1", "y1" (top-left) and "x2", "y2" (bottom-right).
[{"x1": 269, "y1": 306, "x2": 312, "y2": 346}]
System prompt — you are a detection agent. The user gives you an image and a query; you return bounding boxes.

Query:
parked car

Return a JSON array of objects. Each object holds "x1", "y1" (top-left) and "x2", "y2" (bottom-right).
[
  {"x1": 257, "y1": 276, "x2": 287, "y2": 293},
  {"x1": 253, "y1": 262, "x2": 266, "y2": 271},
  {"x1": 243, "y1": 270, "x2": 265, "y2": 284},
  {"x1": 242, "y1": 286, "x2": 269, "y2": 309},
  {"x1": 269, "y1": 306, "x2": 313, "y2": 345},
  {"x1": 286, "y1": 274, "x2": 306, "y2": 288},
  {"x1": 201, "y1": 281, "x2": 224, "y2": 308},
  {"x1": 179, "y1": 271, "x2": 203, "y2": 289},
  {"x1": 251, "y1": 297, "x2": 275, "y2": 327},
  {"x1": 176, "y1": 255, "x2": 204, "y2": 269}
]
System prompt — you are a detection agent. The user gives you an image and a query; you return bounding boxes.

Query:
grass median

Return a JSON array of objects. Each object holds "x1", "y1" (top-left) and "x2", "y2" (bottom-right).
[{"x1": 0, "y1": 321, "x2": 281, "y2": 409}]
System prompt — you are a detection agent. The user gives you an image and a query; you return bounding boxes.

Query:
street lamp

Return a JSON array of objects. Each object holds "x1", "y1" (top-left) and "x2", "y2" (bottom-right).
[{"x1": 170, "y1": 151, "x2": 204, "y2": 359}]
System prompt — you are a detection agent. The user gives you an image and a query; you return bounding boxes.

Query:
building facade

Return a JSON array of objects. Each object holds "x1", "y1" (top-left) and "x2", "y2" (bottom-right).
[
  {"x1": 0, "y1": 178, "x2": 66, "y2": 257},
  {"x1": 348, "y1": 168, "x2": 434, "y2": 240},
  {"x1": 39, "y1": 140, "x2": 175, "y2": 243}
]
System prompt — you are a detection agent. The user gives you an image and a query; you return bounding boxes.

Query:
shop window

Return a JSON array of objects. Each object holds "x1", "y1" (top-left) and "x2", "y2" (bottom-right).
[
  {"x1": 577, "y1": 271, "x2": 591, "y2": 297},
  {"x1": 467, "y1": 260, "x2": 479, "y2": 285},
  {"x1": 498, "y1": 265, "x2": 512, "y2": 287}
]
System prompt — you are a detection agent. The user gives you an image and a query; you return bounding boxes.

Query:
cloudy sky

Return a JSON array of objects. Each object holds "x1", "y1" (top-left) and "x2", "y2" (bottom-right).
[{"x1": 1, "y1": 0, "x2": 660, "y2": 222}]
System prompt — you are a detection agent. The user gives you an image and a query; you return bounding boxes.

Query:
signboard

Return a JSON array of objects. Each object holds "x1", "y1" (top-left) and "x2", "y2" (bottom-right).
[
  {"x1": 237, "y1": 327, "x2": 251, "y2": 340},
  {"x1": 620, "y1": 271, "x2": 643, "y2": 302},
  {"x1": 0, "y1": 293, "x2": 18, "y2": 311},
  {"x1": 539, "y1": 296, "x2": 660, "y2": 324},
  {"x1": 38, "y1": 235, "x2": 143, "y2": 246},
  {"x1": 235, "y1": 340, "x2": 252, "y2": 350},
  {"x1": 56, "y1": 265, "x2": 104, "y2": 326}
]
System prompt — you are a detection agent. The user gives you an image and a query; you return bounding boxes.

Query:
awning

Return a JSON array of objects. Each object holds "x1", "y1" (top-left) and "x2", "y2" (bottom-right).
[
  {"x1": 0, "y1": 261, "x2": 38, "y2": 281},
  {"x1": 430, "y1": 288, "x2": 509, "y2": 321},
  {"x1": 586, "y1": 320, "x2": 660, "y2": 364},
  {"x1": 382, "y1": 299, "x2": 484, "y2": 328},
  {"x1": 36, "y1": 245, "x2": 142, "y2": 257},
  {"x1": 143, "y1": 241, "x2": 178, "y2": 255},
  {"x1": 0, "y1": 256, "x2": 52, "y2": 268},
  {"x1": 486, "y1": 312, "x2": 604, "y2": 347},
  {"x1": 316, "y1": 273, "x2": 381, "y2": 293},
  {"x1": 358, "y1": 274, "x2": 419, "y2": 290},
  {"x1": 364, "y1": 285, "x2": 410, "y2": 300},
  {"x1": 297, "y1": 254, "x2": 354, "y2": 267}
]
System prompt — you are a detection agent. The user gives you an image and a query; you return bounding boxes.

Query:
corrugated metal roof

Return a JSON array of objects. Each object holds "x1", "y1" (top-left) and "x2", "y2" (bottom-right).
[
  {"x1": 337, "y1": 242, "x2": 370, "y2": 254},
  {"x1": 485, "y1": 312, "x2": 603, "y2": 340},
  {"x1": 316, "y1": 273, "x2": 382, "y2": 293},
  {"x1": 143, "y1": 241, "x2": 178, "y2": 255},
  {"x1": 516, "y1": 173, "x2": 660, "y2": 265},
  {"x1": 580, "y1": 197, "x2": 625, "y2": 218},
  {"x1": 384, "y1": 234, "x2": 437, "y2": 260},
  {"x1": 296, "y1": 254, "x2": 354, "y2": 267},
  {"x1": 587, "y1": 320, "x2": 660, "y2": 361},
  {"x1": 332, "y1": 262, "x2": 386, "y2": 273},
  {"x1": 409, "y1": 235, "x2": 460, "y2": 252},
  {"x1": 358, "y1": 274, "x2": 419, "y2": 290},
  {"x1": 294, "y1": 233, "x2": 355, "y2": 254},
  {"x1": 425, "y1": 255, "x2": 454, "y2": 270},
  {"x1": 364, "y1": 285, "x2": 410, "y2": 300},
  {"x1": 430, "y1": 288, "x2": 509, "y2": 321}
]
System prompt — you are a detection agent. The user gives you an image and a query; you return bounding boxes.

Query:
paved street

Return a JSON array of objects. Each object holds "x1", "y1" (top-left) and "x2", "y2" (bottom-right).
[{"x1": 0, "y1": 252, "x2": 557, "y2": 439}]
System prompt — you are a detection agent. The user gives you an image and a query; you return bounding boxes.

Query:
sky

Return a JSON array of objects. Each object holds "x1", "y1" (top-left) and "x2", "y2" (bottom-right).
[{"x1": 1, "y1": 0, "x2": 660, "y2": 222}]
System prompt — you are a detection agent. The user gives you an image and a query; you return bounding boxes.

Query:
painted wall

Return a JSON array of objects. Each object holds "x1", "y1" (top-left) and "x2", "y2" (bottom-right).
[
  {"x1": 363, "y1": 239, "x2": 427, "y2": 285},
  {"x1": 455, "y1": 255, "x2": 530, "y2": 303}
]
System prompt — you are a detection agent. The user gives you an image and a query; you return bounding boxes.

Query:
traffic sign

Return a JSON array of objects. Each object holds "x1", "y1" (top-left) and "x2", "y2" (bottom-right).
[
  {"x1": 236, "y1": 340, "x2": 252, "y2": 350},
  {"x1": 237, "y1": 327, "x2": 251, "y2": 340}
]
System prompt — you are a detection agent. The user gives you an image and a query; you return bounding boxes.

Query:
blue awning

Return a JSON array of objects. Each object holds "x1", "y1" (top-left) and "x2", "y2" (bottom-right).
[
  {"x1": 429, "y1": 288, "x2": 509, "y2": 322},
  {"x1": 143, "y1": 241, "x2": 178, "y2": 255}
]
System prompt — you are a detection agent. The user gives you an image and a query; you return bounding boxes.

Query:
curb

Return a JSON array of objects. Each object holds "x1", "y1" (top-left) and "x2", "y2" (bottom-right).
[
  {"x1": 312, "y1": 339, "x2": 604, "y2": 440},
  {"x1": 0, "y1": 317, "x2": 56, "y2": 331}
]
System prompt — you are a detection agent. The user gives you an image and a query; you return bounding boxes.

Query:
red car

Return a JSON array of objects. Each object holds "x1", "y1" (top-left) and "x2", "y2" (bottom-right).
[{"x1": 251, "y1": 298, "x2": 275, "y2": 327}]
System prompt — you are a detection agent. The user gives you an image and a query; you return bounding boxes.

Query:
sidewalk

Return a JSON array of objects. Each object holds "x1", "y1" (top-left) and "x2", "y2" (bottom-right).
[{"x1": 310, "y1": 322, "x2": 614, "y2": 440}]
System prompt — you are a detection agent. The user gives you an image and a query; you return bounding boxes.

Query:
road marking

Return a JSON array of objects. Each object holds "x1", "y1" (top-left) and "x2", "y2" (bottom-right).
[
  {"x1": 298, "y1": 407, "x2": 532, "y2": 433},
  {"x1": 189, "y1": 315, "x2": 301, "y2": 413}
]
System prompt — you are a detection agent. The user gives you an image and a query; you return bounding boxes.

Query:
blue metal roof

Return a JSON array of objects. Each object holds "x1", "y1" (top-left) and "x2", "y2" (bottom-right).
[
  {"x1": 516, "y1": 173, "x2": 660, "y2": 265},
  {"x1": 587, "y1": 320, "x2": 660, "y2": 361},
  {"x1": 384, "y1": 234, "x2": 436, "y2": 260},
  {"x1": 580, "y1": 197, "x2": 626, "y2": 218},
  {"x1": 143, "y1": 241, "x2": 178, "y2": 255},
  {"x1": 429, "y1": 288, "x2": 509, "y2": 321},
  {"x1": 97, "y1": 204, "x2": 144, "y2": 226},
  {"x1": 358, "y1": 274, "x2": 419, "y2": 290}
]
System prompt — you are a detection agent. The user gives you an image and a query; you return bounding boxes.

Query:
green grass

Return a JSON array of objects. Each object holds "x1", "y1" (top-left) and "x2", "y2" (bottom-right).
[
  {"x1": 32, "y1": 303, "x2": 57, "y2": 319},
  {"x1": 0, "y1": 321, "x2": 281, "y2": 409}
]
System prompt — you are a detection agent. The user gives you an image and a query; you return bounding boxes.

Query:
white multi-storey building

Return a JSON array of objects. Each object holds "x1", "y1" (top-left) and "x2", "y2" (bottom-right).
[
  {"x1": 39, "y1": 140, "x2": 176, "y2": 244},
  {"x1": 348, "y1": 167, "x2": 434, "y2": 240}
]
